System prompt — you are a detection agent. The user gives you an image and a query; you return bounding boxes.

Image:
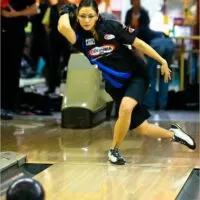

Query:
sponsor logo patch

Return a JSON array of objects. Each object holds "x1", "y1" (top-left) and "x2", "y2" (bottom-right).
[
  {"x1": 88, "y1": 44, "x2": 115, "y2": 57},
  {"x1": 86, "y1": 38, "x2": 95, "y2": 46},
  {"x1": 104, "y1": 34, "x2": 115, "y2": 40}
]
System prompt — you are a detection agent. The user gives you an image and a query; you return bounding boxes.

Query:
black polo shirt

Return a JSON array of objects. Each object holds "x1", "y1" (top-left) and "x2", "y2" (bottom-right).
[
  {"x1": 1, "y1": 0, "x2": 36, "y2": 31},
  {"x1": 75, "y1": 19, "x2": 147, "y2": 89}
]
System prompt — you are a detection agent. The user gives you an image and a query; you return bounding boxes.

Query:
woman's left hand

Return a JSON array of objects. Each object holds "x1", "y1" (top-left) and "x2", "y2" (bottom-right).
[{"x1": 160, "y1": 60, "x2": 171, "y2": 83}]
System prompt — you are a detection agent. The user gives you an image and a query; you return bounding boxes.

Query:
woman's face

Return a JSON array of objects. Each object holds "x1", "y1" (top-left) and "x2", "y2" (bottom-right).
[{"x1": 77, "y1": 7, "x2": 99, "y2": 31}]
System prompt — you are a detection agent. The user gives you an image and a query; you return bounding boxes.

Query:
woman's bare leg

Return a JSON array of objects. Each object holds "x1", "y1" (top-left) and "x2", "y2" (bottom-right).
[
  {"x1": 134, "y1": 120, "x2": 196, "y2": 149},
  {"x1": 134, "y1": 120, "x2": 173, "y2": 139},
  {"x1": 111, "y1": 97, "x2": 138, "y2": 148}
]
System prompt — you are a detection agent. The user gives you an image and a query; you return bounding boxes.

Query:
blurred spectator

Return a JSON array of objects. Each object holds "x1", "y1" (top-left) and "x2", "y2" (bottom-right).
[
  {"x1": 96, "y1": 0, "x2": 117, "y2": 20},
  {"x1": 125, "y1": 0, "x2": 152, "y2": 44},
  {"x1": 30, "y1": 0, "x2": 50, "y2": 78},
  {"x1": 143, "y1": 36, "x2": 175, "y2": 110},
  {"x1": 125, "y1": 0, "x2": 175, "y2": 110},
  {"x1": 45, "y1": 0, "x2": 72, "y2": 95},
  {"x1": 1, "y1": 0, "x2": 38, "y2": 120}
]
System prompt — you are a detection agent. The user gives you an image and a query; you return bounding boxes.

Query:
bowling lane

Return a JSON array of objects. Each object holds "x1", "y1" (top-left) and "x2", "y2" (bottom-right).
[
  {"x1": 1, "y1": 111, "x2": 199, "y2": 199},
  {"x1": 1, "y1": 117, "x2": 199, "y2": 166},
  {"x1": 34, "y1": 161, "x2": 193, "y2": 200}
]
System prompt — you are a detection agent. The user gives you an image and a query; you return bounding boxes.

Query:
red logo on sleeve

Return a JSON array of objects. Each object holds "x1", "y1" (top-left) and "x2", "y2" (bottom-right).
[{"x1": 128, "y1": 27, "x2": 135, "y2": 33}]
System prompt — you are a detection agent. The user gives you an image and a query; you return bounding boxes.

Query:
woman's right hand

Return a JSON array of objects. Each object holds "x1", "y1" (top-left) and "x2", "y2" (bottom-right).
[
  {"x1": 59, "y1": 3, "x2": 77, "y2": 16},
  {"x1": 59, "y1": 4, "x2": 77, "y2": 28}
]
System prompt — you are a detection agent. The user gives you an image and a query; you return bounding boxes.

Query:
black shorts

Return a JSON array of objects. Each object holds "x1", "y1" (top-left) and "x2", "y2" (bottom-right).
[{"x1": 105, "y1": 75, "x2": 150, "y2": 129}]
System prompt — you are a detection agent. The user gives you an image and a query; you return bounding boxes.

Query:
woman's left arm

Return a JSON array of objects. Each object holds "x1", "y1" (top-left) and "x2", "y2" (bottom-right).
[{"x1": 133, "y1": 37, "x2": 171, "y2": 83}]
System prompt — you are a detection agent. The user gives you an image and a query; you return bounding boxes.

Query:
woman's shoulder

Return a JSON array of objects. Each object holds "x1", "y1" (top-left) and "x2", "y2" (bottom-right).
[
  {"x1": 99, "y1": 18, "x2": 122, "y2": 31},
  {"x1": 101, "y1": 18, "x2": 121, "y2": 25}
]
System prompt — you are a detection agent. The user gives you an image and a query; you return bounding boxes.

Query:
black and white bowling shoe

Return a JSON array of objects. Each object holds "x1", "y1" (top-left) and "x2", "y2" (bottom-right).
[
  {"x1": 108, "y1": 148, "x2": 126, "y2": 165},
  {"x1": 170, "y1": 123, "x2": 196, "y2": 150}
]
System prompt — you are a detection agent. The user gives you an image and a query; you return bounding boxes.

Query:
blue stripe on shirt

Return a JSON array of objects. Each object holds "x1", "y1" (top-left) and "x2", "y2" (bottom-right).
[
  {"x1": 94, "y1": 60, "x2": 131, "y2": 79},
  {"x1": 80, "y1": 39, "x2": 130, "y2": 87},
  {"x1": 102, "y1": 72, "x2": 123, "y2": 88}
]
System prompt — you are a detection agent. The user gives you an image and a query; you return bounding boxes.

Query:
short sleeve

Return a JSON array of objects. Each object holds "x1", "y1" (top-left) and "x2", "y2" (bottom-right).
[{"x1": 108, "y1": 20, "x2": 138, "y2": 45}]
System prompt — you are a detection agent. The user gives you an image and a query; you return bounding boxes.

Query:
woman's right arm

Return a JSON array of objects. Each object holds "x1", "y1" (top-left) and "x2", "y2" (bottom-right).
[{"x1": 57, "y1": 13, "x2": 77, "y2": 44}]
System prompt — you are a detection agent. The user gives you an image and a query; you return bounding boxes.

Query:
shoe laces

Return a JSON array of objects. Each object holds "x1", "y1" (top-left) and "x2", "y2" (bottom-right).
[{"x1": 112, "y1": 149, "x2": 122, "y2": 158}]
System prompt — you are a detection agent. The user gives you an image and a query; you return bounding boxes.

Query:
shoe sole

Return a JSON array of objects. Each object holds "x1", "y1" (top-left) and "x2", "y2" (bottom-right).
[
  {"x1": 172, "y1": 123, "x2": 196, "y2": 150},
  {"x1": 108, "y1": 156, "x2": 126, "y2": 165},
  {"x1": 108, "y1": 159, "x2": 126, "y2": 165}
]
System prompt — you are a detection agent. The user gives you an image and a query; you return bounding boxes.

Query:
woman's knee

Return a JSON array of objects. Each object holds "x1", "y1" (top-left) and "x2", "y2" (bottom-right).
[{"x1": 118, "y1": 97, "x2": 137, "y2": 118}]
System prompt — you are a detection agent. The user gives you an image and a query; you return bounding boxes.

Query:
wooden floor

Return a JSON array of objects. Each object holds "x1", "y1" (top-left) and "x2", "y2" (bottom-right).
[{"x1": 1, "y1": 111, "x2": 199, "y2": 200}]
